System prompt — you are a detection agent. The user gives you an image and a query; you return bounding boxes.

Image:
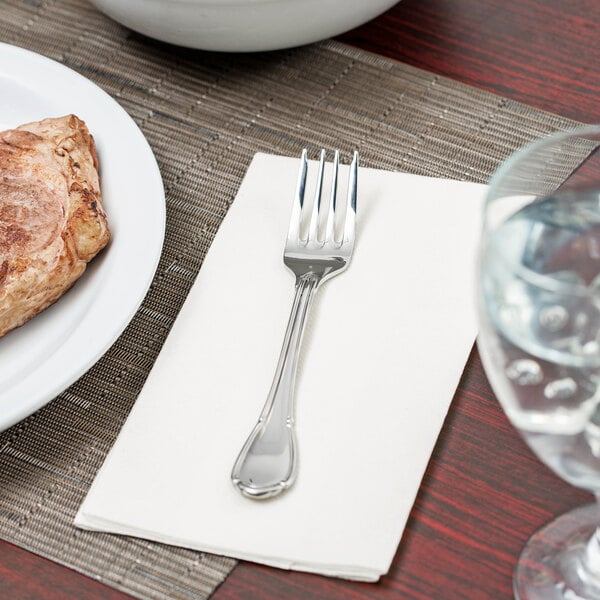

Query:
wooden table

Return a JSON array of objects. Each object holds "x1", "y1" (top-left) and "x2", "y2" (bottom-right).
[{"x1": 1, "y1": 0, "x2": 598, "y2": 598}]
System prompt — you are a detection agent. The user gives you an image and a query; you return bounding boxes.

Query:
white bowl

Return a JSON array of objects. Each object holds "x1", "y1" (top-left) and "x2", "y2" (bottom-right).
[{"x1": 89, "y1": 0, "x2": 399, "y2": 52}]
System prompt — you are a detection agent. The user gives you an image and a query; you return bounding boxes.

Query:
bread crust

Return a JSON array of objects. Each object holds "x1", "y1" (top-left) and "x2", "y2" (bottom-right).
[{"x1": 0, "y1": 115, "x2": 110, "y2": 337}]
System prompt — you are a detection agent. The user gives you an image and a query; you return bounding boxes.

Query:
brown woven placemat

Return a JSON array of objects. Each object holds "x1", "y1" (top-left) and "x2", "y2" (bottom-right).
[{"x1": 0, "y1": 1, "x2": 591, "y2": 599}]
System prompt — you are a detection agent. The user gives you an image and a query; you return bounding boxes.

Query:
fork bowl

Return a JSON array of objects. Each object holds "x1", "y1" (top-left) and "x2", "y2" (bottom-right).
[{"x1": 231, "y1": 149, "x2": 358, "y2": 499}]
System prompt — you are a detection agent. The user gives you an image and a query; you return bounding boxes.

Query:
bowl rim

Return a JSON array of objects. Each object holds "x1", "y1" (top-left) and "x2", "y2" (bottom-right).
[{"x1": 92, "y1": 0, "x2": 396, "y2": 7}]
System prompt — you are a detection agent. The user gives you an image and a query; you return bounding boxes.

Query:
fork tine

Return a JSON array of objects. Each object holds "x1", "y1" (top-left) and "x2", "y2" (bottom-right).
[
  {"x1": 307, "y1": 149, "x2": 326, "y2": 243},
  {"x1": 288, "y1": 149, "x2": 308, "y2": 242},
  {"x1": 325, "y1": 150, "x2": 339, "y2": 243},
  {"x1": 343, "y1": 151, "x2": 358, "y2": 243}
]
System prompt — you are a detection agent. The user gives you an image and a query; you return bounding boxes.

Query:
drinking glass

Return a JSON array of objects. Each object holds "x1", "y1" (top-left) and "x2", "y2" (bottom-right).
[{"x1": 477, "y1": 126, "x2": 600, "y2": 599}]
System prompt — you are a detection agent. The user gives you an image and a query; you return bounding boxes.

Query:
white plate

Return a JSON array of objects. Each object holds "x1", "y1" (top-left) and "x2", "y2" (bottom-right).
[{"x1": 0, "y1": 43, "x2": 165, "y2": 431}]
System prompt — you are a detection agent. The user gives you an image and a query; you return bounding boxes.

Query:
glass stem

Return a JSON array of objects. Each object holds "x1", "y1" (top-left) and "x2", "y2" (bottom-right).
[{"x1": 582, "y1": 498, "x2": 600, "y2": 576}]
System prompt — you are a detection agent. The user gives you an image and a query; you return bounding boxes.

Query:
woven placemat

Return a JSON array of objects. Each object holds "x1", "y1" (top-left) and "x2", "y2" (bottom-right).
[{"x1": 0, "y1": 1, "x2": 591, "y2": 599}]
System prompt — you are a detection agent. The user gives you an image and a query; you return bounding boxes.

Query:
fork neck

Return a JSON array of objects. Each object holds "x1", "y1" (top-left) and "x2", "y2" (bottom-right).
[
  {"x1": 296, "y1": 271, "x2": 321, "y2": 289},
  {"x1": 285, "y1": 273, "x2": 320, "y2": 368}
]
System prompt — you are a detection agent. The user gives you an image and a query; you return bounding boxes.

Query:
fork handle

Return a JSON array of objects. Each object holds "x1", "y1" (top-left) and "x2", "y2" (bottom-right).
[{"x1": 231, "y1": 273, "x2": 320, "y2": 499}]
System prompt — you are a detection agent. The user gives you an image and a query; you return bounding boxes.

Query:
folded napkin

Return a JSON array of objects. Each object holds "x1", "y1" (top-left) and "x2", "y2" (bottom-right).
[{"x1": 75, "y1": 153, "x2": 485, "y2": 581}]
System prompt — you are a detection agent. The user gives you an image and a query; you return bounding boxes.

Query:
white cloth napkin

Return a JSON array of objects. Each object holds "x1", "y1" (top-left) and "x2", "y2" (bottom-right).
[{"x1": 75, "y1": 153, "x2": 485, "y2": 581}]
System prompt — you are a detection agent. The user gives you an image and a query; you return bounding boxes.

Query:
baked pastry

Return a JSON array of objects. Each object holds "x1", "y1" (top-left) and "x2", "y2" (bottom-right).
[{"x1": 0, "y1": 115, "x2": 110, "y2": 338}]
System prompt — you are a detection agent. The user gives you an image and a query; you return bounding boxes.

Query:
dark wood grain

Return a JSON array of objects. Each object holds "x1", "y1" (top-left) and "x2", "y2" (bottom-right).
[
  {"x1": 0, "y1": 539, "x2": 129, "y2": 600},
  {"x1": 339, "y1": 0, "x2": 600, "y2": 124},
  {"x1": 1, "y1": 0, "x2": 599, "y2": 598}
]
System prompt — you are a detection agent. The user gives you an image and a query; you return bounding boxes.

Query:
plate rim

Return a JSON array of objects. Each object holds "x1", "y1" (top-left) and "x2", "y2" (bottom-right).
[{"x1": 0, "y1": 42, "x2": 166, "y2": 431}]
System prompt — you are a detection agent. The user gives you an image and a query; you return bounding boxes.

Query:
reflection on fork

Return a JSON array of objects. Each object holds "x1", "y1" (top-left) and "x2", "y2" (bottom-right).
[{"x1": 231, "y1": 148, "x2": 358, "y2": 499}]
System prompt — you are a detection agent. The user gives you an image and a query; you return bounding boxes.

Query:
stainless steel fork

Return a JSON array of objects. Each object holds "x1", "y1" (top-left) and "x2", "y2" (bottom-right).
[{"x1": 231, "y1": 149, "x2": 358, "y2": 499}]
